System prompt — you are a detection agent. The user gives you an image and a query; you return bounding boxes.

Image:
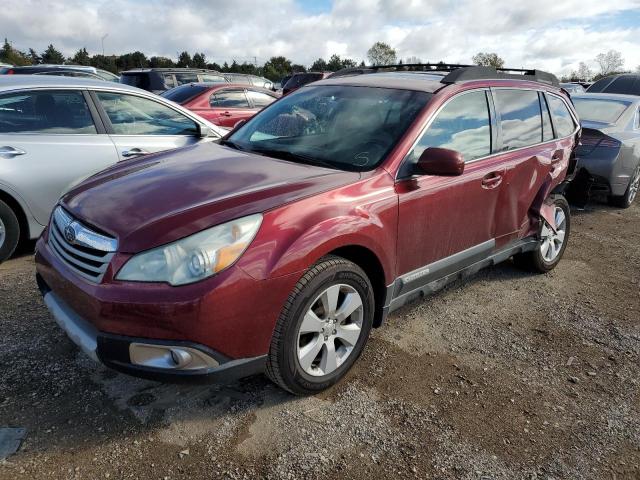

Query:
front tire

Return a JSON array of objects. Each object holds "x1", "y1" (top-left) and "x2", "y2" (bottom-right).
[
  {"x1": 0, "y1": 200, "x2": 20, "y2": 263},
  {"x1": 266, "y1": 256, "x2": 374, "y2": 395},
  {"x1": 609, "y1": 163, "x2": 640, "y2": 209},
  {"x1": 513, "y1": 195, "x2": 570, "y2": 273}
]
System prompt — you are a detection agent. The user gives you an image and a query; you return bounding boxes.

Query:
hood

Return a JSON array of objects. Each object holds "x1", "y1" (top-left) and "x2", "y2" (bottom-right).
[{"x1": 62, "y1": 142, "x2": 359, "y2": 252}]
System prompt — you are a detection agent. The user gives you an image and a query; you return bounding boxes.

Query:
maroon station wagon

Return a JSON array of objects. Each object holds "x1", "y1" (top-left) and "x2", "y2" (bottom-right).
[{"x1": 35, "y1": 65, "x2": 580, "y2": 395}]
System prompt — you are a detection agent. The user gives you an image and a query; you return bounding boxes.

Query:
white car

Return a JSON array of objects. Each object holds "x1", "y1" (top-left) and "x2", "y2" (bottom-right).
[{"x1": 0, "y1": 75, "x2": 227, "y2": 261}]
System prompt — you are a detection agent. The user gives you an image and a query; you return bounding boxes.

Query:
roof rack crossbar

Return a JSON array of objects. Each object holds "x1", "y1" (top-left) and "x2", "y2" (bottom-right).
[{"x1": 328, "y1": 63, "x2": 559, "y2": 86}]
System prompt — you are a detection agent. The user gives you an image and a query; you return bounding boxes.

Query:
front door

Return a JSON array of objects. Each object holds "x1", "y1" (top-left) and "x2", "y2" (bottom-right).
[
  {"x1": 0, "y1": 89, "x2": 118, "y2": 225},
  {"x1": 209, "y1": 88, "x2": 255, "y2": 128},
  {"x1": 92, "y1": 91, "x2": 202, "y2": 160},
  {"x1": 396, "y1": 89, "x2": 504, "y2": 281}
]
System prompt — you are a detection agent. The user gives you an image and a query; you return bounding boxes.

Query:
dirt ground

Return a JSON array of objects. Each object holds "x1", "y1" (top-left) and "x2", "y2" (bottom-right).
[{"x1": 0, "y1": 200, "x2": 638, "y2": 480}]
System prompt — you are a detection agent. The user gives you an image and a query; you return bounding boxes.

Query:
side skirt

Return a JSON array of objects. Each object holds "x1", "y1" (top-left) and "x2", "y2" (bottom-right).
[{"x1": 377, "y1": 237, "x2": 539, "y2": 325}]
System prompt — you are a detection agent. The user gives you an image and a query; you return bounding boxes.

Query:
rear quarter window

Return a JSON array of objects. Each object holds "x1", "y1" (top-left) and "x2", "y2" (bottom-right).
[
  {"x1": 547, "y1": 95, "x2": 577, "y2": 138},
  {"x1": 121, "y1": 73, "x2": 151, "y2": 90}
]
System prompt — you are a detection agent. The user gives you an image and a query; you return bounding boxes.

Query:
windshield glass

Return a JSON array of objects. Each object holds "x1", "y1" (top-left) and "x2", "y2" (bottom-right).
[
  {"x1": 227, "y1": 85, "x2": 430, "y2": 171},
  {"x1": 572, "y1": 97, "x2": 631, "y2": 124}
]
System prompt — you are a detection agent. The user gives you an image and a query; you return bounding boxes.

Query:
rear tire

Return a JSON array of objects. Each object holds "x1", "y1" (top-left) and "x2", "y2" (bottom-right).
[
  {"x1": 513, "y1": 195, "x2": 570, "y2": 273},
  {"x1": 608, "y1": 163, "x2": 640, "y2": 209},
  {"x1": 0, "y1": 199, "x2": 20, "y2": 263},
  {"x1": 266, "y1": 255, "x2": 374, "y2": 395}
]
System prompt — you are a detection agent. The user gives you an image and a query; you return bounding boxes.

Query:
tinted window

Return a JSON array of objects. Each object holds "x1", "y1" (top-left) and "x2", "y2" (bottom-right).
[
  {"x1": 540, "y1": 93, "x2": 554, "y2": 141},
  {"x1": 210, "y1": 90, "x2": 250, "y2": 108},
  {"x1": 547, "y1": 95, "x2": 576, "y2": 138},
  {"x1": 603, "y1": 76, "x2": 640, "y2": 95},
  {"x1": 247, "y1": 90, "x2": 276, "y2": 108},
  {"x1": 229, "y1": 85, "x2": 430, "y2": 172},
  {"x1": 162, "y1": 74, "x2": 177, "y2": 89},
  {"x1": 174, "y1": 73, "x2": 199, "y2": 85},
  {"x1": 0, "y1": 90, "x2": 96, "y2": 134},
  {"x1": 96, "y1": 92, "x2": 198, "y2": 136},
  {"x1": 409, "y1": 90, "x2": 491, "y2": 163},
  {"x1": 161, "y1": 84, "x2": 209, "y2": 104},
  {"x1": 200, "y1": 74, "x2": 226, "y2": 83},
  {"x1": 586, "y1": 76, "x2": 615, "y2": 93},
  {"x1": 120, "y1": 73, "x2": 151, "y2": 90},
  {"x1": 494, "y1": 89, "x2": 542, "y2": 150},
  {"x1": 572, "y1": 98, "x2": 631, "y2": 124}
]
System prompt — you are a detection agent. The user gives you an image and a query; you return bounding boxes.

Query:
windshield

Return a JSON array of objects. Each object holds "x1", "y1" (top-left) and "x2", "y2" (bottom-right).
[
  {"x1": 227, "y1": 85, "x2": 430, "y2": 171},
  {"x1": 573, "y1": 97, "x2": 631, "y2": 124},
  {"x1": 161, "y1": 84, "x2": 209, "y2": 104}
]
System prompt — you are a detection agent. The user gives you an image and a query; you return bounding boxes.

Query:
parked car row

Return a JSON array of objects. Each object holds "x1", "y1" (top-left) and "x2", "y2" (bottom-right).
[{"x1": 1, "y1": 64, "x2": 638, "y2": 396}]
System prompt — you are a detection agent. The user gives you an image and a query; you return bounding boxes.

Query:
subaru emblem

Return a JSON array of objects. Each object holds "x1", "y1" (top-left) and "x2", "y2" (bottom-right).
[{"x1": 64, "y1": 225, "x2": 76, "y2": 244}]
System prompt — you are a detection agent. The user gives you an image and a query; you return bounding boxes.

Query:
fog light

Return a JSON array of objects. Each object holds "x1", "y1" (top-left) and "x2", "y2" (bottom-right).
[{"x1": 170, "y1": 349, "x2": 192, "y2": 368}]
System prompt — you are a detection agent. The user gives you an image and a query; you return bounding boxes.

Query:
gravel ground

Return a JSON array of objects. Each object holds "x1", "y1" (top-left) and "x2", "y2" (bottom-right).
[{"x1": 0, "y1": 200, "x2": 638, "y2": 480}]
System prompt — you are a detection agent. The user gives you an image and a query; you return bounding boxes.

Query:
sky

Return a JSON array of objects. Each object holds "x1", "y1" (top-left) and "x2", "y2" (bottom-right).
[{"x1": 2, "y1": 0, "x2": 640, "y2": 76}]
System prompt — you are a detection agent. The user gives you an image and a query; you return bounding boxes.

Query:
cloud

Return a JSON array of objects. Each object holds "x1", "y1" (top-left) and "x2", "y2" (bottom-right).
[{"x1": 1, "y1": 0, "x2": 639, "y2": 75}]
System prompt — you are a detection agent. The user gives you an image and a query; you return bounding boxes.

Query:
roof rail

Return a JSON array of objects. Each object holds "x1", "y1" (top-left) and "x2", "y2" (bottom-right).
[{"x1": 328, "y1": 63, "x2": 559, "y2": 86}]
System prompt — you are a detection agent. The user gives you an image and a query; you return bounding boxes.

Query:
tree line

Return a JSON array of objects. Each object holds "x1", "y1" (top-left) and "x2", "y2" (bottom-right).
[
  {"x1": 0, "y1": 39, "x2": 400, "y2": 81},
  {"x1": 2, "y1": 38, "x2": 636, "y2": 83}
]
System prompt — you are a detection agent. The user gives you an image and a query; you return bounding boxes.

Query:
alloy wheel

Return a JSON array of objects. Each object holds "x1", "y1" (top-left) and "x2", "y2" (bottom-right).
[
  {"x1": 296, "y1": 284, "x2": 364, "y2": 377},
  {"x1": 540, "y1": 206, "x2": 567, "y2": 263},
  {"x1": 628, "y1": 165, "x2": 640, "y2": 204},
  {"x1": 0, "y1": 218, "x2": 5, "y2": 249}
]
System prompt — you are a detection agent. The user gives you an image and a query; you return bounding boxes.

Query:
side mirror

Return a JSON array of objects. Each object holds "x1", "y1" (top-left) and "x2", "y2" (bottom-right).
[
  {"x1": 197, "y1": 124, "x2": 217, "y2": 138},
  {"x1": 416, "y1": 147, "x2": 465, "y2": 176}
]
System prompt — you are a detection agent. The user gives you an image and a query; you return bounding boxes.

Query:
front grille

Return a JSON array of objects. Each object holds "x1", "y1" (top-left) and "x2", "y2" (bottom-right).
[{"x1": 48, "y1": 206, "x2": 117, "y2": 283}]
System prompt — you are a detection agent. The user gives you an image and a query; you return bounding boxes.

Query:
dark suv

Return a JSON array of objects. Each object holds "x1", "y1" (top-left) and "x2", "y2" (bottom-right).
[
  {"x1": 587, "y1": 74, "x2": 640, "y2": 96},
  {"x1": 120, "y1": 68, "x2": 227, "y2": 93},
  {"x1": 35, "y1": 65, "x2": 579, "y2": 395}
]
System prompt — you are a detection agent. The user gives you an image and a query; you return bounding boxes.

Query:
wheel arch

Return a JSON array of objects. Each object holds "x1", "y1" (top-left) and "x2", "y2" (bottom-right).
[
  {"x1": 327, "y1": 244, "x2": 388, "y2": 328},
  {"x1": 0, "y1": 188, "x2": 30, "y2": 242}
]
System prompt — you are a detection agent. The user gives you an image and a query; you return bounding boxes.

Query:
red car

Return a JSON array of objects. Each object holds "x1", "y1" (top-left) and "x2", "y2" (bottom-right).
[
  {"x1": 161, "y1": 83, "x2": 279, "y2": 128},
  {"x1": 35, "y1": 65, "x2": 579, "y2": 395}
]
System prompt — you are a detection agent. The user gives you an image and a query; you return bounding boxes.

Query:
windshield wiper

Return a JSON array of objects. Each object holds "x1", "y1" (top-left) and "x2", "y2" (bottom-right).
[
  {"x1": 250, "y1": 148, "x2": 340, "y2": 170},
  {"x1": 220, "y1": 139, "x2": 244, "y2": 151}
]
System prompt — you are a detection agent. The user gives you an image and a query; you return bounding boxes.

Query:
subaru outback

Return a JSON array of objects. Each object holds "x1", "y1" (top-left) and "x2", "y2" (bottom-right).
[{"x1": 35, "y1": 65, "x2": 579, "y2": 395}]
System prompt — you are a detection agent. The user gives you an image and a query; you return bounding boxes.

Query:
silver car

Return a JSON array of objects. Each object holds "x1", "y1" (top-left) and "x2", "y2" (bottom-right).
[
  {"x1": 570, "y1": 93, "x2": 640, "y2": 208},
  {"x1": 0, "y1": 76, "x2": 227, "y2": 261}
]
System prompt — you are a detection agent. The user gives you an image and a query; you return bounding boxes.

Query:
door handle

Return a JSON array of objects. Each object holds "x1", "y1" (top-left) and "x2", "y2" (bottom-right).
[
  {"x1": 551, "y1": 151, "x2": 563, "y2": 162},
  {"x1": 121, "y1": 148, "x2": 149, "y2": 158},
  {"x1": 481, "y1": 172, "x2": 503, "y2": 189},
  {"x1": 0, "y1": 146, "x2": 26, "y2": 157},
  {"x1": 220, "y1": 111, "x2": 233, "y2": 117}
]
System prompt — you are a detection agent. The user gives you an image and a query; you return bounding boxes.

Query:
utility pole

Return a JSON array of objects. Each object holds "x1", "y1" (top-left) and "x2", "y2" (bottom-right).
[{"x1": 101, "y1": 33, "x2": 109, "y2": 56}]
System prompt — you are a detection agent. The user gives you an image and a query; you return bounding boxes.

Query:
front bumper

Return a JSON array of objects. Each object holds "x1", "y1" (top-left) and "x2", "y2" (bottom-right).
[{"x1": 37, "y1": 273, "x2": 266, "y2": 382}]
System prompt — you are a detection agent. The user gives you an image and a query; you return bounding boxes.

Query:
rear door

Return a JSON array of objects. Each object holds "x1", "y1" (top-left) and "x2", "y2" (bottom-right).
[
  {"x1": 396, "y1": 89, "x2": 505, "y2": 280},
  {"x1": 92, "y1": 91, "x2": 203, "y2": 160},
  {"x1": 208, "y1": 88, "x2": 254, "y2": 128},
  {"x1": 0, "y1": 89, "x2": 118, "y2": 225}
]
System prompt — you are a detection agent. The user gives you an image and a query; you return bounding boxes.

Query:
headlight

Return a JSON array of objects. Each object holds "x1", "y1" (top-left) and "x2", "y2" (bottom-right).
[{"x1": 116, "y1": 214, "x2": 262, "y2": 285}]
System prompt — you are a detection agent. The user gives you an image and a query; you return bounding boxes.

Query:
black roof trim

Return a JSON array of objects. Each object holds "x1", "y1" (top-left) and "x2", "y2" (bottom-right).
[{"x1": 328, "y1": 64, "x2": 559, "y2": 86}]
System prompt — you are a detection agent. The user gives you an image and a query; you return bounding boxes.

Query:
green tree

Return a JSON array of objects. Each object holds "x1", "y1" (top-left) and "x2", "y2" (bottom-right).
[
  {"x1": 69, "y1": 47, "x2": 91, "y2": 66},
  {"x1": 366, "y1": 42, "x2": 396, "y2": 66},
  {"x1": 472, "y1": 52, "x2": 505, "y2": 68},
  {"x1": 149, "y1": 56, "x2": 174, "y2": 68},
  {"x1": 192, "y1": 52, "x2": 207, "y2": 68},
  {"x1": 326, "y1": 54, "x2": 356, "y2": 71},
  {"x1": 41, "y1": 44, "x2": 66, "y2": 64},
  {"x1": 116, "y1": 51, "x2": 148, "y2": 71},
  {"x1": 291, "y1": 63, "x2": 306, "y2": 73},
  {"x1": 0, "y1": 38, "x2": 31, "y2": 66},
  {"x1": 262, "y1": 56, "x2": 293, "y2": 81},
  {"x1": 310, "y1": 57, "x2": 328, "y2": 71},
  {"x1": 28, "y1": 48, "x2": 41, "y2": 65},
  {"x1": 177, "y1": 51, "x2": 192, "y2": 67},
  {"x1": 207, "y1": 61, "x2": 222, "y2": 71},
  {"x1": 90, "y1": 54, "x2": 117, "y2": 73}
]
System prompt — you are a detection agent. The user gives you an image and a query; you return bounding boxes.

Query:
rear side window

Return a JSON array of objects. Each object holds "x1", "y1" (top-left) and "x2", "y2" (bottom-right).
[
  {"x1": 587, "y1": 77, "x2": 615, "y2": 93},
  {"x1": 96, "y1": 92, "x2": 198, "y2": 136},
  {"x1": 174, "y1": 73, "x2": 199, "y2": 85},
  {"x1": 120, "y1": 73, "x2": 151, "y2": 90},
  {"x1": 603, "y1": 76, "x2": 640, "y2": 95},
  {"x1": 162, "y1": 74, "x2": 177, "y2": 89},
  {"x1": 227, "y1": 74, "x2": 251, "y2": 84},
  {"x1": 540, "y1": 93, "x2": 554, "y2": 141},
  {"x1": 200, "y1": 74, "x2": 226, "y2": 83},
  {"x1": 409, "y1": 90, "x2": 491, "y2": 163},
  {"x1": 210, "y1": 90, "x2": 250, "y2": 108},
  {"x1": 547, "y1": 95, "x2": 576, "y2": 138},
  {"x1": 0, "y1": 90, "x2": 96, "y2": 134},
  {"x1": 494, "y1": 89, "x2": 542, "y2": 150},
  {"x1": 246, "y1": 90, "x2": 276, "y2": 108}
]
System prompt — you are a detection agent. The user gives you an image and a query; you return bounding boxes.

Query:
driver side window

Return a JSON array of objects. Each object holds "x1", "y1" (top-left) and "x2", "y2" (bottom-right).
[
  {"x1": 407, "y1": 90, "x2": 492, "y2": 167},
  {"x1": 96, "y1": 92, "x2": 198, "y2": 136}
]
